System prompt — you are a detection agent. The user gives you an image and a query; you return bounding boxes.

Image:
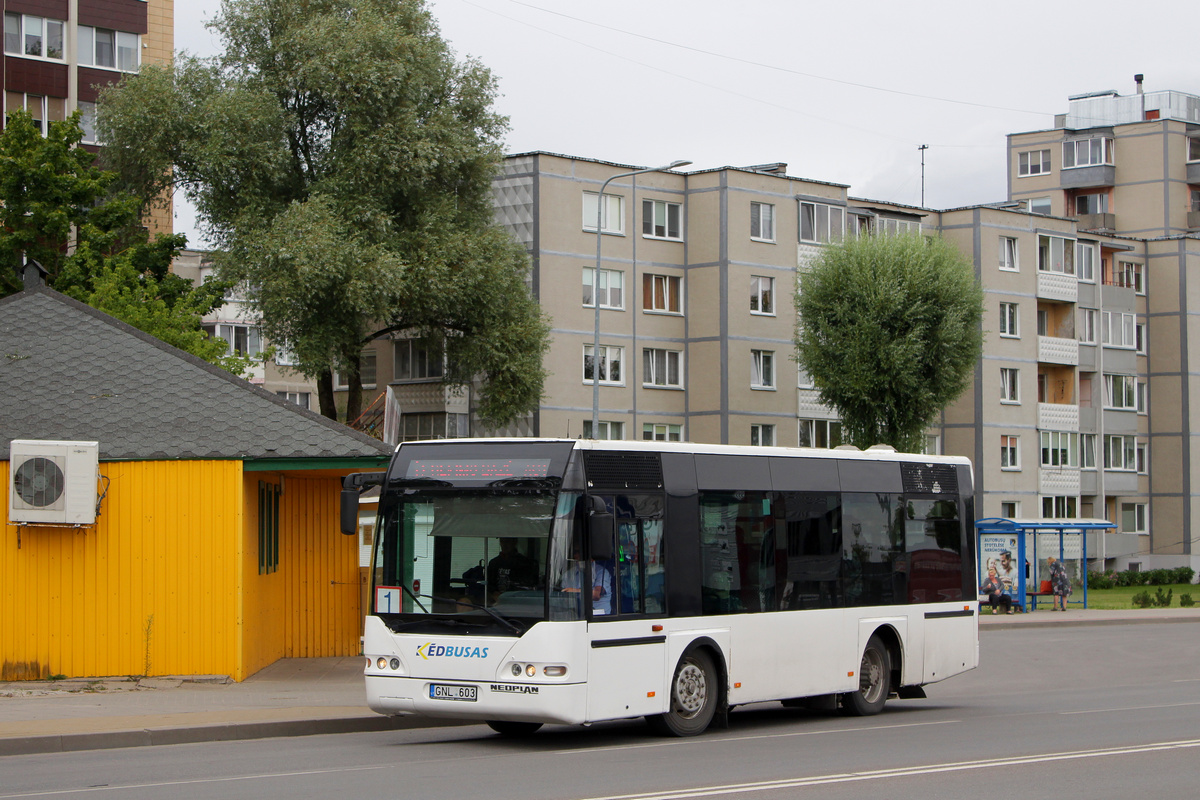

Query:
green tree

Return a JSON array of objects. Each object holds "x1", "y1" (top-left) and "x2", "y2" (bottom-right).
[
  {"x1": 0, "y1": 110, "x2": 246, "y2": 373},
  {"x1": 794, "y1": 233, "x2": 984, "y2": 453},
  {"x1": 96, "y1": 0, "x2": 549, "y2": 424}
]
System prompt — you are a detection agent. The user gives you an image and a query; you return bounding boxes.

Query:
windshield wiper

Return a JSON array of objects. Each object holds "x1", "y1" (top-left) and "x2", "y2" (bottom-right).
[{"x1": 414, "y1": 594, "x2": 526, "y2": 635}]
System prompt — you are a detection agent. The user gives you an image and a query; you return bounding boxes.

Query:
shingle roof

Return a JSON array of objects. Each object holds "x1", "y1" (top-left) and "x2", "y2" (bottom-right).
[{"x1": 0, "y1": 286, "x2": 393, "y2": 462}]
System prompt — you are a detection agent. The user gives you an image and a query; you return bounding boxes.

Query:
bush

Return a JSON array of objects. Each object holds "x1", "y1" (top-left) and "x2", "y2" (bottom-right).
[
  {"x1": 1181, "y1": 593, "x2": 1195, "y2": 608},
  {"x1": 1152, "y1": 587, "x2": 1174, "y2": 608},
  {"x1": 1088, "y1": 566, "x2": 1195, "y2": 589},
  {"x1": 1132, "y1": 590, "x2": 1152, "y2": 608}
]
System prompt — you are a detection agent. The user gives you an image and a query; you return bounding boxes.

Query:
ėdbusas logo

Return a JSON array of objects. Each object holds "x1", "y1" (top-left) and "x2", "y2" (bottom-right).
[{"x1": 416, "y1": 643, "x2": 490, "y2": 660}]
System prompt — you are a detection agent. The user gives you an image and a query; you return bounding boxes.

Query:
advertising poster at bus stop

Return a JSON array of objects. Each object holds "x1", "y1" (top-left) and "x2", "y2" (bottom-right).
[{"x1": 978, "y1": 533, "x2": 1021, "y2": 597}]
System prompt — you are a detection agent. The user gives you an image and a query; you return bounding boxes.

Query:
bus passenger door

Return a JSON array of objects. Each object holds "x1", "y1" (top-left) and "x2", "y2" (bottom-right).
[{"x1": 586, "y1": 496, "x2": 668, "y2": 722}]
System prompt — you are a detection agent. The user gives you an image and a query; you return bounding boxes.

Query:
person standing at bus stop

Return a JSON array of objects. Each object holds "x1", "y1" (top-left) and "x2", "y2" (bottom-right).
[{"x1": 1049, "y1": 555, "x2": 1071, "y2": 611}]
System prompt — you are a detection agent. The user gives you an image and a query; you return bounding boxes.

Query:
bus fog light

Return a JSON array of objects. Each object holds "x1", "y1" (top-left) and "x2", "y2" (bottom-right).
[
  {"x1": 525, "y1": 664, "x2": 537, "y2": 677},
  {"x1": 376, "y1": 657, "x2": 387, "y2": 669},
  {"x1": 390, "y1": 658, "x2": 400, "y2": 670},
  {"x1": 543, "y1": 666, "x2": 567, "y2": 677},
  {"x1": 511, "y1": 663, "x2": 523, "y2": 676}
]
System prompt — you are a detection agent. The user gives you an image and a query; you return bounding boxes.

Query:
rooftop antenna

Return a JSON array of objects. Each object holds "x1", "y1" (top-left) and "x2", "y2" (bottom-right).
[{"x1": 918, "y1": 145, "x2": 929, "y2": 207}]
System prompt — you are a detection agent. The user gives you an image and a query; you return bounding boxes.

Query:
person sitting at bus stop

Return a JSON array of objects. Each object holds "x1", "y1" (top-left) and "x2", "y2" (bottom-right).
[
  {"x1": 561, "y1": 555, "x2": 613, "y2": 615},
  {"x1": 979, "y1": 566, "x2": 1012, "y2": 615},
  {"x1": 487, "y1": 538, "x2": 538, "y2": 601}
]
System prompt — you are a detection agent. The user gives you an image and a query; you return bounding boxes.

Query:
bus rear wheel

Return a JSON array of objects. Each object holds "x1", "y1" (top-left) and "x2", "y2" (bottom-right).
[
  {"x1": 647, "y1": 649, "x2": 718, "y2": 737},
  {"x1": 486, "y1": 720, "x2": 543, "y2": 736},
  {"x1": 839, "y1": 634, "x2": 890, "y2": 716}
]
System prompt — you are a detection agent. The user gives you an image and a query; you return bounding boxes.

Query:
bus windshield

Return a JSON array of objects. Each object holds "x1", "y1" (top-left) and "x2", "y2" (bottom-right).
[{"x1": 371, "y1": 489, "x2": 586, "y2": 629}]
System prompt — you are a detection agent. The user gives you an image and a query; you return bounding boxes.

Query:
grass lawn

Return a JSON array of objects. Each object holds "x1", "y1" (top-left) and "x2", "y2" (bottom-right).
[{"x1": 1070, "y1": 583, "x2": 1198, "y2": 609}]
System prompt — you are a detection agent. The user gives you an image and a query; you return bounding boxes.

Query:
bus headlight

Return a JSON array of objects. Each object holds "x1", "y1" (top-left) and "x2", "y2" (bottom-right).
[
  {"x1": 543, "y1": 666, "x2": 567, "y2": 677},
  {"x1": 376, "y1": 657, "x2": 387, "y2": 670},
  {"x1": 390, "y1": 658, "x2": 401, "y2": 670},
  {"x1": 525, "y1": 664, "x2": 536, "y2": 677},
  {"x1": 511, "y1": 663, "x2": 523, "y2": 676}
]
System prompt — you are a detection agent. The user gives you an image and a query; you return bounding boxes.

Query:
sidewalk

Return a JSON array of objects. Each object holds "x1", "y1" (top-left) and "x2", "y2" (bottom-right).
[{"x1": 3, "y1": 609, "x2": 1198, "y2": 757}]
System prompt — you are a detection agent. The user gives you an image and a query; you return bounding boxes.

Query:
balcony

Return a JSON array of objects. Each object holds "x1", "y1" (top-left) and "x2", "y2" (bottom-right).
[
  {"x1": 1189, "y1": 210, "x2": 1200, "y2": 230},
  {"x1": 1038, "y1": 402, "x2": 1079, "y2": 432},
  {"x1": 1038, "y1": 335, "x2": 1079, "y2": 366},
  {"x1": 1076, "y1": 212, "x2": 1116, "y2": 231},
  {"x1": 1103, "y1": 470, "x2": 1140, "y2": 494},
  {"x1": 1061, "y1": 164, "x2": 1115, "y2": 189},
  {"x1": 1037, "y1": 271, "x2": 1078, "y2": 303},
  {"x1": 1039, "y1": 467, "x2": 1081, "y2": 496},
  {"x1": 1187, "y1": 162, "x2": 1200, "y2": 184}
]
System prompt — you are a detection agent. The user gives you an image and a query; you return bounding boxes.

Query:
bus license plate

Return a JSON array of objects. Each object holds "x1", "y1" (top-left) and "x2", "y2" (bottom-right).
[{"x1": 430, "y1": 683, "x2": 477, "y2": 702}]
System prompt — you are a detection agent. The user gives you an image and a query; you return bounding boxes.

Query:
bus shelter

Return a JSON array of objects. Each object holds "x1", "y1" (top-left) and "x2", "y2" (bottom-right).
[{"x1": 975, "y1": 518, "x2": 1116, "y2": 611}]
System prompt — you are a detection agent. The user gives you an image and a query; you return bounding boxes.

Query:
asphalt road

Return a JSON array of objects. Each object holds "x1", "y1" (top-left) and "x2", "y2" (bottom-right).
[{"x1": 3, "y1": 622, "x2": 1199, "y2": 799}]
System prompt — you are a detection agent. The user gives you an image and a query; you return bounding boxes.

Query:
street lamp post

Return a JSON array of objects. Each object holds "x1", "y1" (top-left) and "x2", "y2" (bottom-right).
[{"x1": 590, "y1": 160, "x2": 691, "y2": 438}]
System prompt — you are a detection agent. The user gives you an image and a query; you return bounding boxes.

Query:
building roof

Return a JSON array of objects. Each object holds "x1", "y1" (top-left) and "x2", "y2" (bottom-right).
[{"x1": 0, "y1": 285, "x2": 393, "y2": 462}]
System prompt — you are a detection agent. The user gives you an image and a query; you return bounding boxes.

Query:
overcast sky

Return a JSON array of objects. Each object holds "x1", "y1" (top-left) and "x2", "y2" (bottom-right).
[{"x1": 172, "y1": 0, "x2": 1197, "y2": 249}]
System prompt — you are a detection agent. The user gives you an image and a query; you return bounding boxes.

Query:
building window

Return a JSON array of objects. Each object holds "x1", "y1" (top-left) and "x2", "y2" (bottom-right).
[
  {"x1": 1136, "y1": 324, "x2": 1147, "y2": 355},
  {"x1": 1080, "y1": 434, "x2": 1097, "y2": 469},
  {"x1": 583, "y1": 191, "x2": 624, "y2": 234},
  {"x1": 922, "y1": 434, "x2": 941, "y2": 456},
  {"x1": 1018, "y1": 149, "x2": 1051, "y2": 176},
  {"x1": 798, "y1": 419, "x2": 841, "y2": 448},
  {"x1": 1137, "y1": 442, "x2": 1148, "y2": 474},
  {"x1": 642, "y1": 198, "x2": 681, "y2": 240},
  {"x1": 751, "y1": 350, "x2": 775, "y2": 389},
  {"x1": 583, "y1": 420, "x2": 624, "y2": 440},
  {"x1": 4, "y1": 13, "x2": 64, "y2": 60},
  {"x1": 643, "y1": 423, "x2": 682, "y2": 442},
  {"x1": 1104, "y1": 374, "x2": 1137, "y2": 410},
  {"x1": 78, "y1": 100, "x2": 101, "y2": 144},
  {"x1": 642, "y1": 348, "x2": 681, "y2": 388},
  {"x1": 1062, "y1": 137, "x2": 1114, "y2": 169},
  {"x1": 1040, "y1": 431, "x2": 1079, "y2": 468},
  {"x1": 78, "y1": 26, "x2": 140, "y2": 72},
  {"x1": 1028, "y1": 197, "x2": 1052, "y2": 215},
  {"x1": 1193, "y1": 188, "x2": 1200, "y2": 213},
  {"x1": 334, "y1": 349, "x2": 377, "y2": 389},
  {"x1": 999, "y1": 237, "x2": 1019, "y2": 271},
  {"x1": 1136, "y1": 381, "x2": 1147, "y2": 414},
  {"x1": 643, "y1": 273, "x2": 681, "y2": 313},
  {"x1": 276, "y1": 391, "x2": 310, "y2": 410},
  {"x1": 999, "y1": 302, "x2": 1019, "y2": 338},
  {"x1": 1042, "y1": 495, "x2": 1078, "y2": 519},
  {"x1": 257, "y1": 481, "x2": 280, "y2": 574},
  {"x1": 584, "y1": 344, "x2": 624, "y2": 385},
  {"x1": 750, "y1": 276, "x2": 774, "y2": 315},
  {"x1": 1106, "y1": 261, "x2": 1144, "y2": 293},
  {"x1": 1000, "y1": 501, "x2": 1020, "y2": 519},
  {"x1": 1079, "y1": 309, "x2": 1097, "y2": 344},
  {"x1": 394, "y1": 338, "x2": 443, "y2": 381},
  {"x1": 205, "y1": 323, "x2": 262, "y2": 357},
  {"x1": 1074, "y1": 193, "x2": 1108, "y2": 215},
  {"x1": 401, "y1": 412, "x2": 469, "y2": 441},
  {"x1": 1121, "y1": 503, "x2": 1147, "y2": 534},
  {"x1": 1001, "y1": 435, "x2": 1020, "y2": 470},
  {"x1": 583, "y1": 267, "x2": 624, "y2": 309},
  {"x1": 750, "y1": 424, "x2": 775, "y2": 447},
  {"x1": 1190, "y1": 138, "x2": 1200, "y2": 163},
  {"x1": 799, "y1": 201, "x2": 845, "y2": 243},
  {"x1": 1104, "y1": 434, "x2": 1137, "y2": 471},
  {"x1": 1038, "y1": 235, "x2": 1075, "y2": 274},
  {"x1": 751, "y1": 202, "x2": 775, "y2": 241},
  {"x1": 4, "y1": 93, "x2": 66, "y2": 136},
  {"x1": 1076, "y1": 242, "x2": 1096, "y2": 282},
  {"x1": 1000, "y1": 368, "x2": 1020, "y2": 403},
  {"x1": 878, "y1": 217, "x2": 921, "y2": 236},
  {"x1": 1101, "y1": 312, "x2": 1136, "y2": 349},
  {"x1": 797, "y1": 366, "x2": 814, "y2": 389}
]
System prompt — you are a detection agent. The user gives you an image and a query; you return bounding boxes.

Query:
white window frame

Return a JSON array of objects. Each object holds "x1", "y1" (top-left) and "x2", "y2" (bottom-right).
[
  {"x1": 922, "y1": 434, "x2": 941, "y2": 456},
  {"x1": 1000, "y1": 367, "x2": 1020, "y2": 404},
  {"x1": 1040, "y1": 430, "x2": 1079, "y2": 468},
  {"x1": 751, "y1": 349, "x2": 775, "y2": 390},
  {"x1": 1076, "y1": 242, "x2": 1096, "y2": 282},
  {"x1": 583, "y1": 420, "x2": 624, "y2": 440},
  {"x1": 1038, "y1": 235, "x2": 1075, "y2": 275},
  {"x1": 77, "y1": 25, "x2": 140, "y2": 72},
  {"x1": 1136, "y1": 380, "x2": 1147, "y2": 415},
  {"x1": 1136, "y1": 323, "x2": 1147, "y2": 355},
  {"x1": 999, "y1": 237, "x2": 1019, "y2": 271},
  {"x1": 642, "y1": 422, "x2": 682, "y2": 442},
  {"x1": 1041, "y1": 495, "x2": 1078, "y2": 520},
  {"x1": 1102, "y1": 312, "x2": 1136, "y2": 349},
  {"x1": 583, "y1": 191, "x2": 624, "y2": 234},
  {"x1": 583, "y1": 267, "x2": 624, "y2": 310},
  {"x1": 642, "y1": 348, "x2": 682, "y2": 388},
  {"x1": 1000, "y1": 501, "x2": 1021, "y2": 519},
  {"x1": 643, "y1": 273, "x2": 682, "y2": 314},
  {"x1": 642, "y1": 198, "x2": 682, "y2": 241},
  {"x1": 1074, "y1": 193, "x2": 1108, "y2": 216},
  {"x1": 999, "y1": 302, "x2": 1019, "y2": 338},
  {"x1": 3, "y1": 13, "x2": 64, "y2": 60},
  {"x1": 798, "y1": 418, "x2": 842, "y2": 449},
  {"x1": 393, "y1": 338, "x2": 444, "y2": 381},
  {"x1": 583, "y1": 344, "x2": 624, "y2": 386},
  {"x1": 1018, "y1": 149, "x2": 1051, "y2": 176},
  {"x1": 213, "y1": 323, "x2": 262, "y2": 358},
  {"x1": 276, "y1": 391, "x2": 310, "y2": 409},
  {"x1": 750, "y1": 202, "x2": 775, "y2": 242},
  {"x1": 1104, "y1": 434, "x2": 1137, "y2": 471},
  {"x1": 1104, "y1": 374, "x2": 1137, "y2": 410},
  {"x1": 1136, "y1": 441, "x2": 1148, "y2": 474},
  {"x1": 750, "y1": 424, "x2": 775, "y2": 447},
  {"x1": 750, "y1": 275, "x2": 775, "y2": 316},
  {"x1": 799, "y1": 201, "x2": 845, "y2": 244},
  {"x1": 1028, "y1": 197, "x2": 1053, "y2": 215},
  {"x1": 1062, "y1": 137, "x2": 1114, "y2": 169},
  {"x1": 1079, "y1": 308, "x2": 1098, "y2": 345},
  {"x1": 1190, "y1": 137, "x2": 1200, "y2": 163},
  {"x1": 1121, "y1": 502, "x2": 1148, "y2": 534},
  {"x1": 1080, "y1": 434, "x2": 1097, "y2": 470},
  {"x1": 1000, "y1": 434, "x2": 1020, "y2": 470},
  {"x1": 797, "y1": 366, "x2": 814, "y2": 390}
]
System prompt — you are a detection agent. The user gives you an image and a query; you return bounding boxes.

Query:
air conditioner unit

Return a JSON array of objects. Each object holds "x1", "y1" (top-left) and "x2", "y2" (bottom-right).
[{"x1": 8, "y1": 440, "x2": 99, "y2": 525}]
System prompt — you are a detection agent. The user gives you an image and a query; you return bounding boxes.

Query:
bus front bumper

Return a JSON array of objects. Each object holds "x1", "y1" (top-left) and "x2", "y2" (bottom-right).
[{"x1": 366, "y1": 673, "x2": 589, "y2": 725}]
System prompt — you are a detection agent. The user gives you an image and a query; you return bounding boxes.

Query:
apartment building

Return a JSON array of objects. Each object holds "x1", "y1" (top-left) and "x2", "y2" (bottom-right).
[
  {"x1": 1007, "y1": 81, "x2": 1200, "y2": 567},
  {"x1": 3, "y1": 0, "x2": 173, "y2": 230}
]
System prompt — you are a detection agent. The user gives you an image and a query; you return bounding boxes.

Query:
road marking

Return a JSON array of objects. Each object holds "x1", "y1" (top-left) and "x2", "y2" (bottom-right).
[
  {"x1": 575, "y1": 739, "x2": 1200, "y2": 800},
  {"x1": 1061, "y1": 700, "x2": 1200, "y2": 715},
  {"x1": 0, "y1": 765, "x2": 397, "y2": 798}
]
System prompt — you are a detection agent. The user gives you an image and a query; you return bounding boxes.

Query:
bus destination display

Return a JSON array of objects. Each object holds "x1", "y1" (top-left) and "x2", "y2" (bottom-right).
[{"x1": 405, "y1": 459, "x2": 552, "y2": 481}]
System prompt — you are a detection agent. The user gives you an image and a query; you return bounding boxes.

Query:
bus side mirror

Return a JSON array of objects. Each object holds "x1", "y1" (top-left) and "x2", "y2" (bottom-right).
[
  {"x1": 340, "y1": 488, "x2": 360, "y2": 535},
  {"x1": 589, "y1": 513, "x2": 615, "y2": 560}
]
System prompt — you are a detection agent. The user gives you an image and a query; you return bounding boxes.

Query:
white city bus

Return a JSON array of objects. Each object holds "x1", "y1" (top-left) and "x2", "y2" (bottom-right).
[{"x1": 343, "y1": 439, "x2": 979, "y2": 737}]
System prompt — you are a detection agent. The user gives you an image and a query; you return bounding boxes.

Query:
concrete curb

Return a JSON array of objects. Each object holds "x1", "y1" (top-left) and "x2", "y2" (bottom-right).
[{"x1": 0, "y1": 715, "x2": 470, "y2": 757}]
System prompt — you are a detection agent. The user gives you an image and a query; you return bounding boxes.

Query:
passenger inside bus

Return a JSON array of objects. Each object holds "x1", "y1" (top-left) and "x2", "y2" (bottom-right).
[{"x1": 560, "y1": 541, "x2": 614, "y2": 615}]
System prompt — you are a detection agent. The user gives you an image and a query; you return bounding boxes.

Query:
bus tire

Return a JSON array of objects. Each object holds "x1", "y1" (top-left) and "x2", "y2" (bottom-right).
[
  {"x1": 647, "y1": 649, "x2": 718, "y2": 737},
  {"x1": 486, "y1": 720, "x2": 543, "y2": 736},
  {"x1": 839, "y1": 634, "x2": 890, "y2": 716}
]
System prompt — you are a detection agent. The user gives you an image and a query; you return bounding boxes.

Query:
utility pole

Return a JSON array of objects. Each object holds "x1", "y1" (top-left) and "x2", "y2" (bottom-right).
[{"x1": 918, "y1": 144, "x2": 929, "y2": 207}]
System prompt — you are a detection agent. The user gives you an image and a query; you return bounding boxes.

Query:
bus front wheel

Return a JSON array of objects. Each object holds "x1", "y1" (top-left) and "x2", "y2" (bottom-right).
[
  {"x1": 647, "y1": 649, "x2": 718, "y2": 737},
  {"x1": 840, "y1": 634, "x2": 890, "y2": 716},
  {"x1": 486, "y1": 720, "x2": 543, "y2": 736}
]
